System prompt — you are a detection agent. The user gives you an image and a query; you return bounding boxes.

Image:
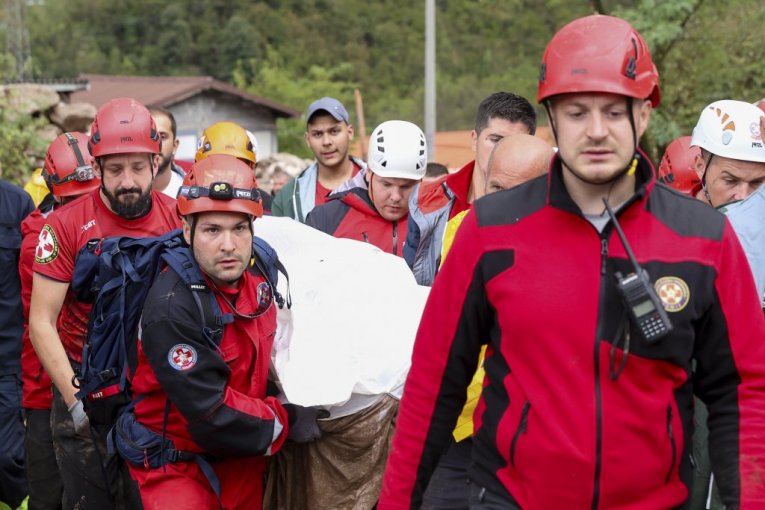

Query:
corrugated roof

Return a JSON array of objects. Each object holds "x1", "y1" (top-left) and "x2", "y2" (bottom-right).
[{"x1": 70, "y1": 74, "x2": 300, "y2": 118}]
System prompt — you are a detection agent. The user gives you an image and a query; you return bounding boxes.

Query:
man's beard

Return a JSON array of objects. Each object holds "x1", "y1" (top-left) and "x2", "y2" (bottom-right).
[
  {"x1": 102, "y1": 184, "x2": 152, "y2": 219},
  {"x1": 157, "y1": 155, "x2": 171, "y2": 175}
]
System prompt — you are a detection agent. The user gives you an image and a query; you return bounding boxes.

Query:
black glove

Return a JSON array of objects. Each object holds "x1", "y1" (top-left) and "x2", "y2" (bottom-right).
[{"x1": 283, "y1": 404, "x2": 328, "y2": 443}]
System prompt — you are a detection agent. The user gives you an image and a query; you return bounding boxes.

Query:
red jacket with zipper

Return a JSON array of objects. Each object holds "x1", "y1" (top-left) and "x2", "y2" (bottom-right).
[
  {"x1": 305, "y1": 186, "x2": 405, "y2": 257},
  {"x1": 379, "y1": 153, "x2": 765, "y2": 509}
]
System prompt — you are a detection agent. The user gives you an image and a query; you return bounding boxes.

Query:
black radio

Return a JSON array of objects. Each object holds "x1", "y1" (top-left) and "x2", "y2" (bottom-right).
[
  {"x1": 614, "y1": 269, "x2": 672, "y2": 343},
  {"x1": 603, "y1": 198, "x2": 673, "y2": 344}
]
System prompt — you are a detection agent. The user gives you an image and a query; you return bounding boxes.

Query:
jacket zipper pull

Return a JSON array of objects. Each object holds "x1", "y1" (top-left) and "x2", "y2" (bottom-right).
[{"x1": 601, "y1": 238, "x2": 608, "y2": 275}]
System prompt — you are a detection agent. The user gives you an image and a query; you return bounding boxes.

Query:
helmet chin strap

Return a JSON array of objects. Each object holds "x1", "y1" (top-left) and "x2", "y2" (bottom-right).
[
  {"x1": 700, "y1": 153, "x2": 715, "y2": 206},
  {"x1": 544, "y1": 98, "x2": 640, "y2": 188}
]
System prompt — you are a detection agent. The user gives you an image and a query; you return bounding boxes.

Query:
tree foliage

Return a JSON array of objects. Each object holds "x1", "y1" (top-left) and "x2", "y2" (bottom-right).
[{"x1": 0, "y1": 0, "x2": 763, "y2": 162}]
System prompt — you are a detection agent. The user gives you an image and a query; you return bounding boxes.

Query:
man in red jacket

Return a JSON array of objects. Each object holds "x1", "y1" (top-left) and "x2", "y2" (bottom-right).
[
  {"x1": 125, "y1": 155, "x2": 319, "y2": 509},
  {"x1": 19, "y1": 132, "x2": 100, "y2": 510},
  {"x1": 29, "y1": 97, "x2": 182, "y2": 509},
  {"x1": 379, "y1": 14, "x2": 765, "y2": 509},
  {"x1": 404, "y1": 92, "x2": 536, "y2": 285},
  {"x1": 306, "y1": 120, "x2": 427, "y2": 257}
]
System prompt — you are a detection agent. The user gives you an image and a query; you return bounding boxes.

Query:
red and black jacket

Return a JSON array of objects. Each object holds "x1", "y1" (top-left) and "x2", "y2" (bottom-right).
[
  {"x1": 131, "y1": 267, "x2": 288, "y2": 461},
  {"x1": 305, "y1": 187, "x2": 405, "y2": 257},
  {"x1": 379, "y1": 154, "x2": 765, "y2": 509}
]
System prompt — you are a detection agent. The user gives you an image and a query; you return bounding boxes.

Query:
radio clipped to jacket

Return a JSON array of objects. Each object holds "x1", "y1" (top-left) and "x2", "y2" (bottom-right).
[
  {"x1": 614, "y1": 269, "x2": 672, "y2": 343},
  {"x1": 603, "y1": 198, "x2": 673, "y2": 344}
]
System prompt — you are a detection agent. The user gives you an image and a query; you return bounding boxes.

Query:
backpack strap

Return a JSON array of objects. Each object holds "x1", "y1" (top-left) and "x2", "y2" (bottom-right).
[{"x1": 251, "y1": 236, "x2": 291, "y2": 309}]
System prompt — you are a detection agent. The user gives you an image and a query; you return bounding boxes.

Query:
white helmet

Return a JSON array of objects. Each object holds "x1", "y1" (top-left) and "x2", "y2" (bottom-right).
[
  {"x1": 367, "y1": 120, "x2": 427, "y2": 180},
  {"x1": 245, "y1": 130, "x2": 261, "y2": 162},
  {"x1": 690, "y1": 100, "x2": 765, "y2": 163}
]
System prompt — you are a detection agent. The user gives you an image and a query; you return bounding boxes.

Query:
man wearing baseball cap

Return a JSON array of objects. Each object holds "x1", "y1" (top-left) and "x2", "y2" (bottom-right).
[{"x1": 272, "y1": 97, "x2": 366, "y2": 222}]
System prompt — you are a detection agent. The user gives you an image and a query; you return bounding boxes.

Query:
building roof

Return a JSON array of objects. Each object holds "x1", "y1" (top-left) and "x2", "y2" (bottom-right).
[
  {"x1": 352, "y1": 127, "x2": 555, "y2": 170},
  {"x1": 70, "y1": 74, "x2": 300, "y2": 118},
  {"x1": 3, "y1": 78, "x2": 89, "y2": 93}
]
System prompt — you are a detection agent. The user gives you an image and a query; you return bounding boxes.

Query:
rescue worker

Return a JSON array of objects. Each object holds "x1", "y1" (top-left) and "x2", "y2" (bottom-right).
[
  {"x1": 19, "y1": 132, "x2": 100, "y2": 510},
  {"x1": 305, "y1": 120, "x2": 427, "y2": 256},
  {"x1": 691, "y1": 99, "x2": 765, "y2": 208},
  {"x1": 124, "y1": 155, "x2": 320, "y2": 509},
  {"x1": 657, "y1": 136, "x2": 703, "y2": 198},
  {"x1": 404, "y1": 92, "x2": 536, "y2": 286},
  {"x1": 421, "y1": 133, "x2": 553, "y2": 510},
  {"x1": 266, "y1": 121, "x2": 426, "y2": 510},
  {"x1": 272, "y1": 97, "x2": 366, "y2": 222},
  {"x1": 379, "y1": 14, "x2": 765, "y2": 509},
  {"x1": 688, "y1": 100, "x2": 765, "y2": 509},
  {"x1": 195, "y1": 121, "x2": 273, "y2": 213},
  {"x1": 149, "y1": 107, "x2": 186, "y2": 198},
  {"x1": 0, "y1": 179, "x2": 33, "y2": 510},
  {"x1": 29, "y1": 97, "x2": 182, "y2": 510}
]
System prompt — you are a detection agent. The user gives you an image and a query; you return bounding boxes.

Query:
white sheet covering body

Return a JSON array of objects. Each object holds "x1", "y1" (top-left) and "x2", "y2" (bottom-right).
[
  {"x1": 254, "y1": 216, "x2": 430, "y2": 409},
  {"x1": 724, "y1": 186, "x2": 765, "y2": 306}
]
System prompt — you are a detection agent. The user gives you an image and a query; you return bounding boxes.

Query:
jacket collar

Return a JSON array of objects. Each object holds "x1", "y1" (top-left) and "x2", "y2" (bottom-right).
[{"x1": 547, "y1": 149, "x2": 656, "y2": 216}]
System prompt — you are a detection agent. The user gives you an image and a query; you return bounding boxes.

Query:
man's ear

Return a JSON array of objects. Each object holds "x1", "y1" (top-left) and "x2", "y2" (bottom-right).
[
  {"x1": 347, "y1": 124, "x2": 354, "y2": 140},
  {"x1": 693, "y1": 152, "x2": 707, "y2": 177},
  {"x1": 635, "y1": 99, "x2": 653, "y2": 139},
  {"x1": 182, "y1": 216, "x2": 192, "y2": 245},
  {"x1": 93, "y1": 158, "x2": 102, "y2": 178},
  {"x1": 470, "y1": 129, "x2": 478, "y2": 155},
  {"x1": 151, "y1": 154, "x2": 160, "y2": 177}
]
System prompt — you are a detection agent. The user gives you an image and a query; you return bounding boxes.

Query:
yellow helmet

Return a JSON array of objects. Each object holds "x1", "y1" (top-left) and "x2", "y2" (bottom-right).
[{"x1": 195, "y1": 121, "x2": 257, "y2": 165}]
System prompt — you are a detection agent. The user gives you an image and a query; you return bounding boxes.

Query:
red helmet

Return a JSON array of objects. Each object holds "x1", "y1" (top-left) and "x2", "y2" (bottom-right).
[
  {"x1": 537, "y1": 15, "x2": 660, "y2": 107},
  {"x1": 756, "y1": 101, "x2": 765, "y2": 113},
  {"x1": 43, "y1": 132, "x2": 101, "y2": 197},
  {"x1": 658, "y1": 136, "x2": 702, "y2": 196},
  {"x1": 177, "y1": 154, "x2": 263, "y2": 218},
  {"x1": 89, "y1": 97, "x2": 160, "y2": 157}
]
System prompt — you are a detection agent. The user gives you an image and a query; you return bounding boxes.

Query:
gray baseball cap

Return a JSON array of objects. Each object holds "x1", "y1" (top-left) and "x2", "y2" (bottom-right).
[{"x1": 306, "y1": 97, "x2": 350, "y2": 124}]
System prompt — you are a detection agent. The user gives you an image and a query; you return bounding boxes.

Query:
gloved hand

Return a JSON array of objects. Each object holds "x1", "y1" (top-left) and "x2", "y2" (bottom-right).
[
  {"x1": 68, "y1": 399, "x2": 90, "y2": 435},
  {"x1": 283, "y1": 404, "x2": 328, "y2": 443}
]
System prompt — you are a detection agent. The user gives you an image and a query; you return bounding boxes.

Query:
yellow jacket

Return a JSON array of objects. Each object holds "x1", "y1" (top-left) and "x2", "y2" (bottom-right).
[
  {"x1": 440, "y1": 210, "x2": 486, "y2": 442},
  {"x1": 23, "y1": 168, "x2": 49, "y2": 207}
]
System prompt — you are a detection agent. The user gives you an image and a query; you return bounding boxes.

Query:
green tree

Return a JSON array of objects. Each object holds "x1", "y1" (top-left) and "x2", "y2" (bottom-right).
[
  {"x1": 0, "y1": 109, "x2": 49, "y2": 185},
  {"x1": 234, "y1": 48, "x2": 358, "y2": 157}
]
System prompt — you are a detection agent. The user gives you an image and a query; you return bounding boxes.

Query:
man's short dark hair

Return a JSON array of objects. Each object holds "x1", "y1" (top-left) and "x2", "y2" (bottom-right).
[
  {"x1": 475, "y1": 92, "x2": 536, "y2": 135},
  {"x1": 149, "y1": 106, "x2": 177, "y2": 138},
  {"x1": 425, "y1": 162, "x2": 448, "y2": 178}
]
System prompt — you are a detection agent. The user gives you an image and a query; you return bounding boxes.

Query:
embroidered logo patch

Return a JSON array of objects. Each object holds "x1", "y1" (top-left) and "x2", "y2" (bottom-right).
[
  {"x1": 35, "y1": 224, "x2": 59, "y2": 264},
  {"x1": 168, "y1": 344, "x2": 198, "y2": 371},
  {"x1": 654, "y1": 277, "x2": 690, "y2": 312},
  {"x1": 257, "y1": 281, "x2": 273, "y2": 310}
]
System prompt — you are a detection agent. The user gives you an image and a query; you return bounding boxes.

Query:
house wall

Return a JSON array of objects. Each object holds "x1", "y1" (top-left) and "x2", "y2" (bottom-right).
[{"x1": 170, "y1": 90, "x2": 280, "y2": 161}]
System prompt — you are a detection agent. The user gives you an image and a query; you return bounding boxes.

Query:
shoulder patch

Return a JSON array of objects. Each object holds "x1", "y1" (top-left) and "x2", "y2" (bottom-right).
[
  {"x1": 35, "y1": 224, "x2": 59, "y2": 264},
  {"x1": 168, "y1": 344, "x2": 198, "y2": 371}
]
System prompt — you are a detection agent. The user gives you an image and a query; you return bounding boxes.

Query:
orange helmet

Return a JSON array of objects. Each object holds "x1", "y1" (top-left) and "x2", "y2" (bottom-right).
[
  {"x1": 177, "y1": 154, "x2": 263, "y2": 218},
  {"x1": 43, "y1": 132, "x2": 100, "y2": 197},
  {"x1": 194, "y1": 122, "x2": 256, "y2": 165},
  {"x1": 658, "y1": 136, "x2": 702, "y2": 196}
]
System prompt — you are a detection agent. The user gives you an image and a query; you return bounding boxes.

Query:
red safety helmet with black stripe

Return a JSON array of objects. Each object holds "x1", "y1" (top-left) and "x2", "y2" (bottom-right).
[{"x1": 42, "y1": 132, "x2": 101, "y2": 197}]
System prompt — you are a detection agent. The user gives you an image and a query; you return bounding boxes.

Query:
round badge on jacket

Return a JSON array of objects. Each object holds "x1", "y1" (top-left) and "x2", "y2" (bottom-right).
[
  {"x1": 654, "y1": 276, "x2": 690, "y2": 312},
  {"x1": 168, "y1": 344, "x2": 198, "y2": 371}
]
